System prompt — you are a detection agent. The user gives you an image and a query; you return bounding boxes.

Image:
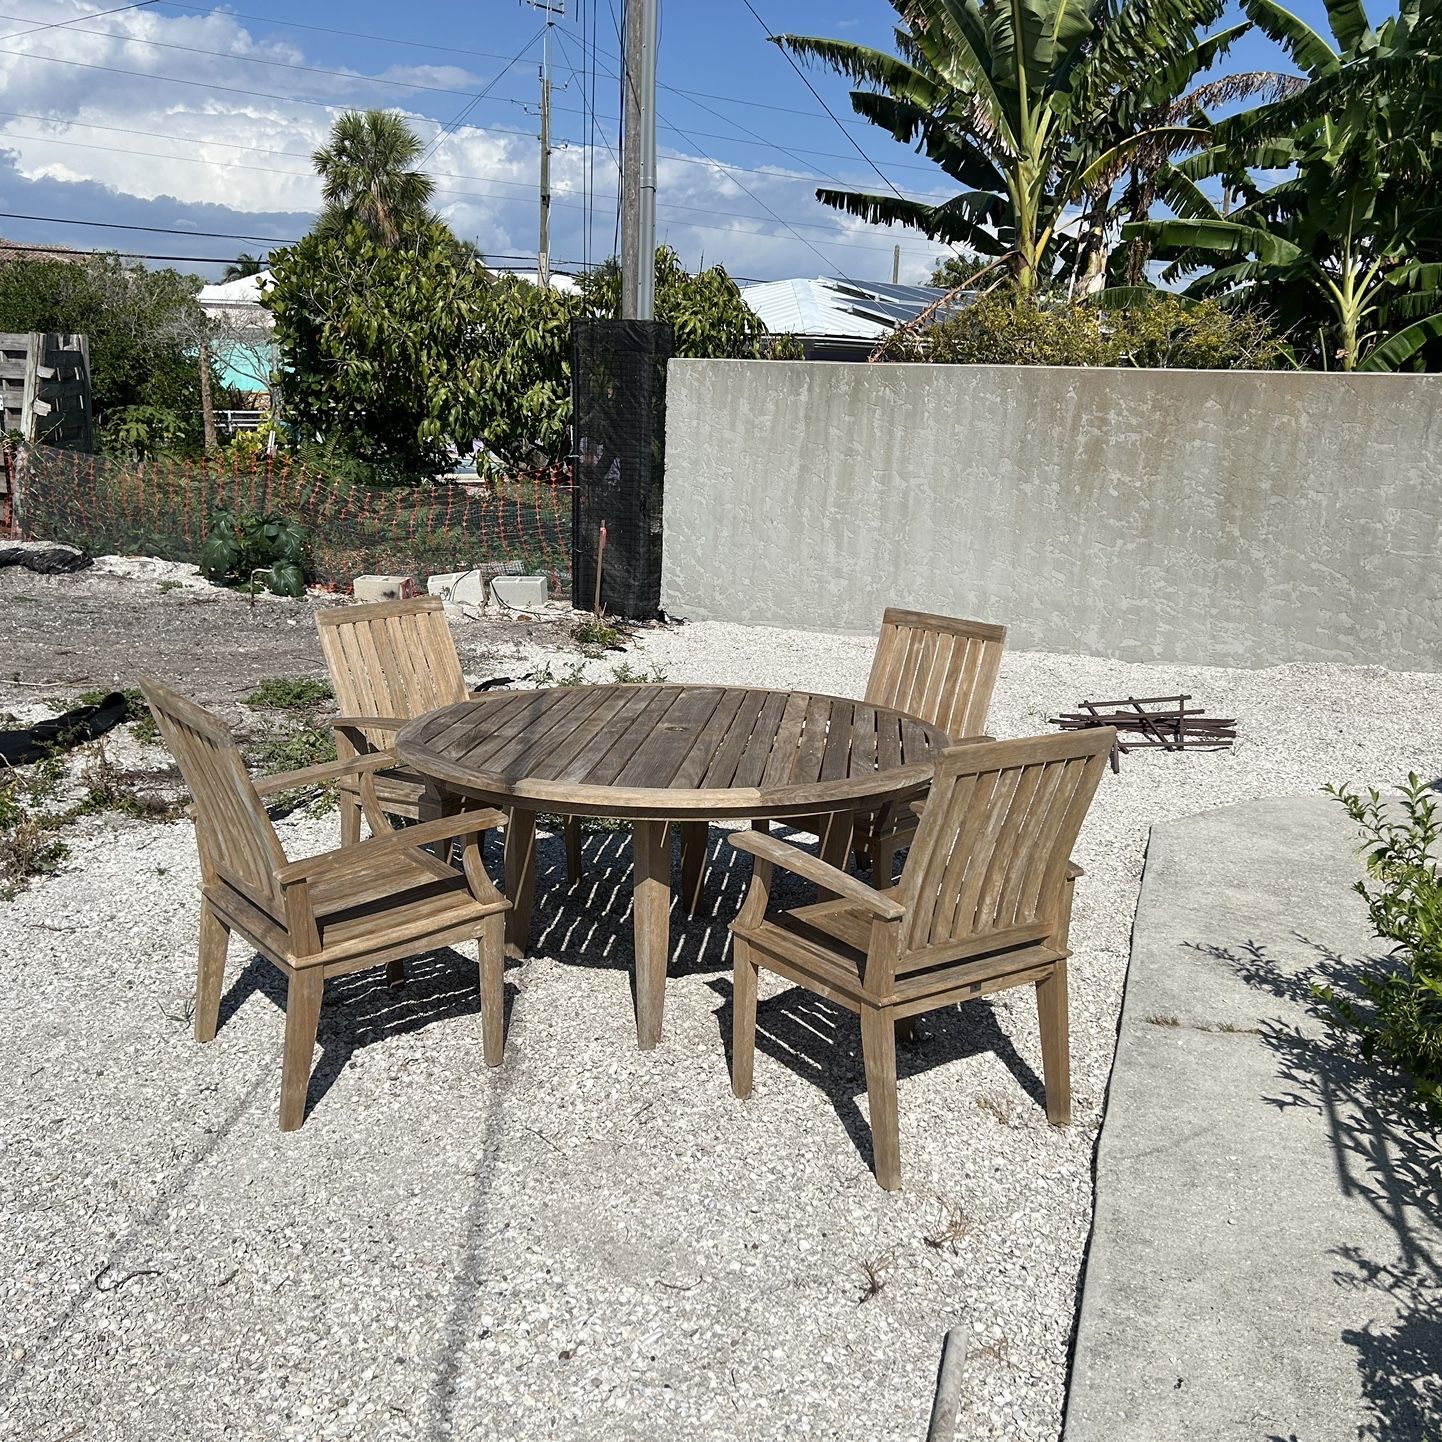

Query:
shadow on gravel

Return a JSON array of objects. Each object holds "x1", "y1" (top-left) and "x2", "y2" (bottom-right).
[{"x1": 1188, "y1": 936, "x2": 1442, "y2": 1442}]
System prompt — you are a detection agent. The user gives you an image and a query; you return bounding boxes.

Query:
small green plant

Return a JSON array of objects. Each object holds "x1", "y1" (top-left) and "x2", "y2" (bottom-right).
[
  {"x1": 1319, "y1": 776, "x2": 1442, "y2": 1121},
  {"x1": 247, "y1": 677, "x2": 333, "y2": 710},
  {"x1": 573, "y1": 616, "x2": 622, "y2": 650},
  {"x1": 611, "y1": 660, "x2": 667, "y2": 685},
  {"x1": 531, "y1": 659, "x2": 590, "y2": 688},
  {"x1": 0, "y1": 780, "x2": 70, "y2": 899},
  {"x1": 200, "y1": 507, "x2": 309, "y2": 597},
  {"x1": 157, "y1": 579, "x2": 183, "y2": 594}
]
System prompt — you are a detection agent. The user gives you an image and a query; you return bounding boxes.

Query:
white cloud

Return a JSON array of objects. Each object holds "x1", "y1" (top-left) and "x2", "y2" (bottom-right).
[{"x1": 0, "y1": 0, "x2": 957, "y2": 283}]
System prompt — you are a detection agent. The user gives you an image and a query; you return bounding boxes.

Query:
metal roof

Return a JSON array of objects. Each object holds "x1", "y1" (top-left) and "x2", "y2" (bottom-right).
[{"x1": 740, "y1": 275, "x2": 967, "y2": 339}]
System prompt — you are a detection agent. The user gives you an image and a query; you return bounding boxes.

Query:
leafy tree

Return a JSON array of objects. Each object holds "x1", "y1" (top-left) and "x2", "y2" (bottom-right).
[
  {"x1": 312, "y1": 109, "x2": 436, "y2": 244},
  {"x1": 778, "y1": 0, "x2": 1242, "y2": 295},
  {"x1": 222, "y1": 252, "x2": 265, "y2": 281},
  {"x1": 927, "y1": 253, "x2": 999, "y2": 290},
  {"x1": 264, "y1": 218, "x2": 492, "y2": 478},
  {"x1": 0, "y1": 253, "x2": 210, "y2": 447},
  {"x1": 1126, "y1": 0, "x2": 1442, "y2": 369},
  {"x1": 577, "y1": 247, "x2": 779, "y2": 356}
]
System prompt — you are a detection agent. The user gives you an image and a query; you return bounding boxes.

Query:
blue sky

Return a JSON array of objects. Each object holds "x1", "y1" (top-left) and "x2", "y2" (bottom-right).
[{"x1": 0, "y1": 0, "x2": 1342, "y2": 284}]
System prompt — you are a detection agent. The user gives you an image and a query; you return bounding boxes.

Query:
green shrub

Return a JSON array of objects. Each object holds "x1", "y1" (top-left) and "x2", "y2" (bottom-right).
[
  {"x1": 1319, "y1": 776, "x2": 1442, "y2": 1121},
  {"x1": 879, "y1": 290, "x2": 1284, "y2": 370},
  {"x1": 200, "y1": 507, "x2": 309, "y2": 596}
]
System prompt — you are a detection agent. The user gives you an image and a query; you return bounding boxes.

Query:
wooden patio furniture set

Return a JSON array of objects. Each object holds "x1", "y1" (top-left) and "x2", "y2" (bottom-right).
[{"x1": 143, "y1": 602, "x2": 1112, "y2": 1190}]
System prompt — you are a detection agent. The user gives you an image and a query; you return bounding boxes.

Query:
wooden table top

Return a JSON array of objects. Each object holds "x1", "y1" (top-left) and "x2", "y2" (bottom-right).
[{"x1": 394, "y1": 684, "x2": 951, "y2": 819}]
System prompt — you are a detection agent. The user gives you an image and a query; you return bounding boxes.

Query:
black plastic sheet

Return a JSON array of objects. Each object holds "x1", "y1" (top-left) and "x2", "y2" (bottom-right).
[{"x1": 570, "y1": 318, "x2": 673, "y2": 619}]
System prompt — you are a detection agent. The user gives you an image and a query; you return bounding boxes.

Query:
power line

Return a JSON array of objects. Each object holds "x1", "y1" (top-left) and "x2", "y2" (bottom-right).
[
  {"x1": 0, "y1": 0, "x2": 157, "y2": 45},
  {"x1": 417, "y1": 23, "x2": 546, "y2": 167},
  {"x1": 0, "y1": 208, "x2": 294, "y2": 243},
  {"x1": 737, "y1": 0, "x2": 914, "y2": 206}
]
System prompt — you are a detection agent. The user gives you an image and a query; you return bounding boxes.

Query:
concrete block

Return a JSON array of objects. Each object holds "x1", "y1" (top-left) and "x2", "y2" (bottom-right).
[
  {"x1": 490, "y1": 574, "x2": 549, "y2": 610},
  {"x1": 352, "y1": 573, "x2": 417, "y2": 602},
  {"x1": 427, "y1": 570, "x2": 487, "y2": 605}
]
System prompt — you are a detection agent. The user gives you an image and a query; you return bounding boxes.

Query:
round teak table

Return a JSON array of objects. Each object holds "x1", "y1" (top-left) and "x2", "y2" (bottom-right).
[{"x1": 395, "y1": 684, "x2": 950, "y2": 1048}]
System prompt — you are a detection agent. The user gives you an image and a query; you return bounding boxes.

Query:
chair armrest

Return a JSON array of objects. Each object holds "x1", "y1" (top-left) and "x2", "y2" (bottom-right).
[
  {"x1": 1065, "y1": 860, "x2": 1084, "y2": 880},
  {"x1": 254, "y1": 749, "x2": 398, "y2": 797},
  {"x1": 728, "y1": 829, "x2": 906, "y2": 920},
  {"x1": 331, "y1": 715, "x2": 410, "y2": 734},
  {"x1": 276, "y1": 805, "x2": 508, "y2": 885}
]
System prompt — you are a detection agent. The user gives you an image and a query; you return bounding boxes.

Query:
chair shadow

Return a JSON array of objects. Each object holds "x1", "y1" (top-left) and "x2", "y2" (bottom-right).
[
  {"x1": 214, "y1": 946, "x2": 518, "y2": 1123},
  {"x1": 707, "y1": 976, "x2": 1045, "y2": 1174}
]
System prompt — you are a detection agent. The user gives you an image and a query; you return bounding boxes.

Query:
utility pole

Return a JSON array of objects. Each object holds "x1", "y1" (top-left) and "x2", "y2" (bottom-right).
[
  {"x1": 620, "y1": 0, "x2": 659, "y2": 319},
  {"x1": 530, "y1": 1, "x2": 563, "y2": 288},
  {"x1": 892, "y1": 244, "x2": 900, "y2": 285}
]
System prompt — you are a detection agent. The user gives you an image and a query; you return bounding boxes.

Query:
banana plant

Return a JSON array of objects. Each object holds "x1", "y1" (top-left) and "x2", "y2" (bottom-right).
[
  {"x1": 777, "y1": 0, "x2": 1249, "y2": 295},
  {"x1": 1123, "y1": 0, "x2": 1442, "y2": 368}
]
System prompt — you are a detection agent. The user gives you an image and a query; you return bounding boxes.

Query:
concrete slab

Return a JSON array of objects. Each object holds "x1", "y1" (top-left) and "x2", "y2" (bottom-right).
[{"x1": 1064, "y1": 795, "x2": 1442, "y2": 1442}]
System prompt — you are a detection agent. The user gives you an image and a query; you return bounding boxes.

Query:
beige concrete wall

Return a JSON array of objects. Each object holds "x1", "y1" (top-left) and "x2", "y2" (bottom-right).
[{"x1": 661, "y1": 359, "x2": 1442, "y2": 669}]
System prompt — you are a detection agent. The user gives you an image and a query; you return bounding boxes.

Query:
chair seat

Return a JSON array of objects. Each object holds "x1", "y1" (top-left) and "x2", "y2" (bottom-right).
[{"x1": 735, "y1": 894, "x2": 1062, "y2": 1011}]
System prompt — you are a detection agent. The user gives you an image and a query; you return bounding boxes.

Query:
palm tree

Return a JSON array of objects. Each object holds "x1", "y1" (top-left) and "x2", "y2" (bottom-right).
[
  {"x1": 221, "y1": 252, "x2": 264, "y2": 282},
  {"x1": 312, "y1": 109, "x2": 435, "y2": 244},
  {"x1": 778, "y1": 0, "x2": 1251, "y2": 296}
]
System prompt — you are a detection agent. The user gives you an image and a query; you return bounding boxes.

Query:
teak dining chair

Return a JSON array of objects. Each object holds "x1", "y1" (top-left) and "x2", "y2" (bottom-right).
[
  {"x1": 852, "y1": 607, "x2": 1007, "y2": 881},
  {"x1": 316, "y1": 597, "x2": 587, "y2": 881},
  {"x1": 727, "y1": 727, "x2": 1114, "y2": 1190},
  {"x1": 316, "y1": 598, "x2": 471, "y2": 846},
  {"x1": 141, "y1": 677, "x2": 510, "y2": 1132}
]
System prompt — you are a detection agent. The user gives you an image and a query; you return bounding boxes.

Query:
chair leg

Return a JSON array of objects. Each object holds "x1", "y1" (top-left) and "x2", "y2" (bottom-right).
[
  {"x1": 279, "y1": 969, "x2": 324, "y2": 1132},
  {"x1": 339, "y1": 790, "x2": 362, "y2": 848},
  {"x1": 479, "y1": 913, "x2": 507, "y2": 1066},
  {"x1": 564, "y1": 815, "x2": 583, "y2": 884},
  {"x1": 680, "y1": 821, "x2": 708, "y2": 917},
  {"x1": 386, "y1": 958, "x2": 407, "y2": 988},
  {"x1": 731, "y1": 940, "x2": 758, "y2": 1099},
  {"x1": 859, "y1": 1006, "x2": 902, "y2": 1190},
  {"x1": 1036, "y1": 960, "x2": 1072, "y2": 1126},
  {"x1": 195, "y1": 900, "x2": 229, "y2": 1043}
]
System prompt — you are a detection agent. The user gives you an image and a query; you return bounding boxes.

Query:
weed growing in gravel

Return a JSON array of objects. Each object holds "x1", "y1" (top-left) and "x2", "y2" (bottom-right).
[
  {"x1": 572, "y1": 616, "x2": 624, "y2": 650},
  {"x1": 247, "y1": 719, "x2": 338, "y2": 816},
  {"x1": 611, "y1": 660, "x2": 668, "y2": 684},
  {"x1": 157, "y1": 579, "x2": 182, "y2": 594},
  {"x1": 531, "y1": 659, "x2": 591, "y2": 688},
  {"x1": 857, "y1": 1253, "x2": 892, "y2": 1304},
  {"x1": 923, "y1": 1207, "x2": 972, "y2": 1254},
  {"x1": 247, "y1": 676, "x2": 333, "y2": 709},
  {"x1": 0, "y1": 779, "x2": 69, "y2": 898},
  {"x1": 1144, "y1": 1014, "x2": 1181, "y2": 1027},
  {"x1": 77, "y1": 746, "x2": 180, "y2": 821},
  {"x1": 974, "y1": 1094, "x2": 1023, "y2": 1128}
]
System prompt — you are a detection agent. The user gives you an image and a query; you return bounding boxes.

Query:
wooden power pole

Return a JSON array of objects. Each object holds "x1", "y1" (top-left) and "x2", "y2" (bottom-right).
[{"x1": 620, "y1": 0, "x2": 659, "y2": 320}]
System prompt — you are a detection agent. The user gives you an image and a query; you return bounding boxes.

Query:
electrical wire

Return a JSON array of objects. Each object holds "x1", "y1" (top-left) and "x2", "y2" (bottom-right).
[
  {"x1": 0, "y1": 0, "x2": 157, "y2": 45},
  {"x1": 416, "y1": 23, "x2": 546, "y2": 167}
]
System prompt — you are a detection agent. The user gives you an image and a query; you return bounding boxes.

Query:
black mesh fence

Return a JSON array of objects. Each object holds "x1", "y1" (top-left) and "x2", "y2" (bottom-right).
[{"x1": 571, "y1": 318, "x2": 673, "y2": 619}]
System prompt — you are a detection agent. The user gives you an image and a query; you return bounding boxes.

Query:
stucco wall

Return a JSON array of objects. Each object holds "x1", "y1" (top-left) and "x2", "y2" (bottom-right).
[{"x1": 661, "y1": 359, "x2": 1442, "y2": 670}]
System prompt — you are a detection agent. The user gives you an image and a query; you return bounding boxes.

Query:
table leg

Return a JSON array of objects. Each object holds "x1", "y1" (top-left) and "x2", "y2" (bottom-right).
[
  {"x1": 679, "y1": 820, "x2": 708, "y2": 917},
  {"x1": 632, "y1": 818, "x2": 672, "y2": 1049},
  {"x1": 503, "y1": 806, "x2": 537, "y2": 958},
  {"x1": 816, "y1": 809, "x2": 854, "y2": 902}
]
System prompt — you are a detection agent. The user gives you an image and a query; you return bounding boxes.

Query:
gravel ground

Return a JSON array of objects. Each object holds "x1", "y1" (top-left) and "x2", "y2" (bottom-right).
[{"x1": 3, "y1": 597, "x2": 1437, "y2": 1442}]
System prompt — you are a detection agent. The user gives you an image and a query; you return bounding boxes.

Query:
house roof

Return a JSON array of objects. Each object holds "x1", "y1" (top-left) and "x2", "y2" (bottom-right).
[{"x1": 739, "y1": 275, "x2": 964, "y2": 339}]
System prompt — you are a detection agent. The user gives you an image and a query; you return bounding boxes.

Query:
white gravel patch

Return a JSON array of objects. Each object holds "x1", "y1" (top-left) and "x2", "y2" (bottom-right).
[{"x1": 4, "y1": 620, "x2": 1437, "y2": 1442}]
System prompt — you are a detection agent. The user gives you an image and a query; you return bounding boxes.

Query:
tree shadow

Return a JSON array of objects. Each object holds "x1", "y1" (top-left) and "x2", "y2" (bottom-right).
[{"x1": 1187, "y1": 935, "x2": 1442, "y2": 1442}]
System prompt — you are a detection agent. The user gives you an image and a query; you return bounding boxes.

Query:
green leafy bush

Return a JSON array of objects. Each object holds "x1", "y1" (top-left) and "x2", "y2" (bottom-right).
[
  {"x1": 879, "y1": 290, "x2": 1284, "y2": 369},
  {"x1": 1319, "y1": 776, "x2": 1442, "y2": 1120},
  {"x1": 200, "y1": 508, "x2": 309, "y2": 596}
]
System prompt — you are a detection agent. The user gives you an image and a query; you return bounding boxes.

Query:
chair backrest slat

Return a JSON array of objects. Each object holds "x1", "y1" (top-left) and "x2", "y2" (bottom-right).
[
  {"x1": 896, "y1": 729, "x2": 1114, "y2": 959},
  {"x1": 140, "y1": 678, "x2": 288, "y2": 911},
  {"x1": 865, "y1": 607, "x2": 1006, "y2": 739},
  {"x1": 317, "y1": 597, "x2": 468, "y2": 720}
]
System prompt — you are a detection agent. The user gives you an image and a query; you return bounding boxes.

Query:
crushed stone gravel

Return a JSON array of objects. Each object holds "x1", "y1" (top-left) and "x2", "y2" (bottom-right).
[{"x1": 3, "y1": 611, "x2": 1437, "y2": 1442}]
